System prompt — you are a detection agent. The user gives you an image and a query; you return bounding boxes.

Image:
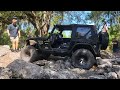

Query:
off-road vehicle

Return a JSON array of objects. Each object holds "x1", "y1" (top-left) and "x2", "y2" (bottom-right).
[{"x1": 20, "y1": 24, "x2": 109, "y2": 69}]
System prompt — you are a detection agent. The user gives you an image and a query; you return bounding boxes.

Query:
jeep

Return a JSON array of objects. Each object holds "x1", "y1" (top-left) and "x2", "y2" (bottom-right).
[{"x1": 20, "y1": 24, "x2": 109, "y2": 69}]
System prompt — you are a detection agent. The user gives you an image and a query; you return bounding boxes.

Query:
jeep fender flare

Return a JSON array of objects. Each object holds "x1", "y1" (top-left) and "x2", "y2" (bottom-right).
[{"x1": 70, "y1": 43, "x2": 97, "y2": 57}]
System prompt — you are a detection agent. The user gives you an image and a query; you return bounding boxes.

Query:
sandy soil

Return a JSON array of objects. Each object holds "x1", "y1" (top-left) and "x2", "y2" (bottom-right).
[{"x1": 0, "y1": 46, "x2": 20, "y2": 67}]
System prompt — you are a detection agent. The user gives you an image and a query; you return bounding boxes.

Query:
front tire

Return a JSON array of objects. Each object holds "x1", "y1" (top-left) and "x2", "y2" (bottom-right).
[
  {"x1": 20, "y1": 45, "x2": 39, "y2": 63},
  {"x1": 72, "y1": 49, "x2": 96, "y2": 70}
]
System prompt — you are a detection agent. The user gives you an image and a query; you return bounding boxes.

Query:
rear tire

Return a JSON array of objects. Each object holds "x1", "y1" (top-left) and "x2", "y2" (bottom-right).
[
  {"x1": 72, "y1": 49, "x2": 96, "y2": 70},
  {"x1": 20, "y1": 45, "x2": 39, "y2": 63}
]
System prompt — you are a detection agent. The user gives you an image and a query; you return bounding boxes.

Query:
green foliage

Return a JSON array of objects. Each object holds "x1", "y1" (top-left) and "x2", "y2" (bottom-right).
[
  {"x1": 88, "y1": 11, "x2": 120, "y2": 51},
  {"x1": 108, "y1": 25, "x2": 120, "y2": 50},
  {"x1": 62, "y1": 31, "x2": 72, "y2": 38},
  {"x1": 0, "y1": 32, "x2": 11, "y2": 45},
  {"x1": 1, "y1": 11, "x2": 120, "y2": 52},
  {"x1": 53, "y1": 29, "x2": 60, "y2": 34},
  {"x1": 51, "y1": 14, "x2": 63, "y2": 27}
]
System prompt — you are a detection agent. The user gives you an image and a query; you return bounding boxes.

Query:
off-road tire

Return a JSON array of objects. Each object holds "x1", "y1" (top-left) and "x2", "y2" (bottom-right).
[
  {"x1": 72, "y1": 49, "x2": 96, "y2": 70},
  {"x1": 20, "y1": 45, "x2": 39, "y2": 62}
]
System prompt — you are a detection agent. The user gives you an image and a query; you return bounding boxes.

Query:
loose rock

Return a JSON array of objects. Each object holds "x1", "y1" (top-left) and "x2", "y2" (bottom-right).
[
  {"x1": 88, "y1": 75, "x2": 106, "y2": 79},
  {"x1": 107, "y1": 72, "x2": 118, "y2": 79},
  {"x1": 7, "y1": 59, "x2": 81, "y2": 79},
  {"x1": 0, "y1": 68, "x2": 12, "y2": 79}
]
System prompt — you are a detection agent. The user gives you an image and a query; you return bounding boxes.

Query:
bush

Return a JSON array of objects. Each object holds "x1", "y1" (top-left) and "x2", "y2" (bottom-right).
[
  {"x1": 108, "y1": 25, "x2": 120, "y2": 51},
  {"x1": 0, "y1": 32, "x2": 11, "y2": 46}
]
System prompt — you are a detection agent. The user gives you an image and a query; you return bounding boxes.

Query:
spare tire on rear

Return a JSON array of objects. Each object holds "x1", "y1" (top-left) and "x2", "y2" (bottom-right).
[
  {"x1": 99, "y1": 31, "x2": 109, "y2": 50},
  {"x1": 20, "y1": 45, "x2": 39, "y2": 63}
]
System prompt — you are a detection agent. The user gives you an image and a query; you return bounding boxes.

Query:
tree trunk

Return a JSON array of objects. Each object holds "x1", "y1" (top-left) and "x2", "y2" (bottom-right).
[
  {"x1": 41, "y1": 11, "x2": 52, "y2": 36},
  {"x1": 24, "y1": 11, "x2": 53, "y2": 37}
]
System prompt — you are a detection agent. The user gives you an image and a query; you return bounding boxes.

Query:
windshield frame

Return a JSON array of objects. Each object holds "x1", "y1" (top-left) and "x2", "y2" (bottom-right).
[{"x1": 49, "y1": 25, "x2": 73, "y2": 38}]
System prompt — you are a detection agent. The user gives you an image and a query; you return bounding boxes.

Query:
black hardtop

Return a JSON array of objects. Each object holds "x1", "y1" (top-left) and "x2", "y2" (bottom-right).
[
  {"x1": 55, "y1": 24, "x2": 95, "y2": 27},
  {"x1": 54, "y1": 24, "x2": 96, "y2": 31}
]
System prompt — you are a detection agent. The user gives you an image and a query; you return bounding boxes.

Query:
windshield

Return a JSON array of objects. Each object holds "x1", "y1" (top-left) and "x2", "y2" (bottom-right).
[
  {"x1": 62, "y1": 30, "x2": 72, "y2": 38},
  {"x1": 53, "y1": 29, "x2": 72, "y2": 38},
  {"x1": 49, "y1": 27, "x2": 72, "y2": 38}
]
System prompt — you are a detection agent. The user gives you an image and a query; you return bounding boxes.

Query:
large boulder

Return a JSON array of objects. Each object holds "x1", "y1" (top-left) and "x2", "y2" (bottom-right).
[
  {"x1": 7, "y1": 59, "x2": 45, "y2": 79},
  {"x1": 35, "y1": 59, "x2": 73, "y2": 71},
  {"x1": 7, "y1": 59, "x2": 80, "y2": 79}
]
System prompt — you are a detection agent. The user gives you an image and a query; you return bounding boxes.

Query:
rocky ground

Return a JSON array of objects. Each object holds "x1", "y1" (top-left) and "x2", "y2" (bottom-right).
[{"x1": 0, "y1": 45, "x2": 120, "y2": 79}]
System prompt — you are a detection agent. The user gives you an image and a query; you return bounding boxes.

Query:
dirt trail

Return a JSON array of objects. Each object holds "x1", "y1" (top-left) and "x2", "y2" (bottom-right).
[{"x1": 0, "y1": 46, "x2": 20, "y2": 67}]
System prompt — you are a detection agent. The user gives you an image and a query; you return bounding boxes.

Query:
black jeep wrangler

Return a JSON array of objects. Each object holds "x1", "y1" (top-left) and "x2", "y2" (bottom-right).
[{"x1": 20, "y1": 24, "x2": 109, "y2": 69}]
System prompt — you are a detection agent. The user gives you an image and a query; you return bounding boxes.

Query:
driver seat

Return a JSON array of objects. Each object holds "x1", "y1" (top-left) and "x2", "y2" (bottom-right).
[{"x1": 50, "y1": 33, "x2": 64, "y2": 48}]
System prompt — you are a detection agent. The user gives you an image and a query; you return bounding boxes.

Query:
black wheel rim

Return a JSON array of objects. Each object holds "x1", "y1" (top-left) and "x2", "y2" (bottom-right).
[{"x1": 75, "y1": 55, "x2": 88, "y2": 67}]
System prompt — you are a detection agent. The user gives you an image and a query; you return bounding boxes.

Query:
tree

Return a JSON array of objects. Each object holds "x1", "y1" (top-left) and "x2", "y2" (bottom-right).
[
  {"x1": 63, "y1": 11, "x2": 88, "y2": 24},
  {"x1": 23, "y1": 11, "x2": 53, "y2": 37},
  {"x1": 0, "y1": 11, "x2": 65, "y2": 38},
  {"x1": 87, "y1": 11, "x2": 120, "y2": 50},
  {"x1": 0, "y1": 11, "x2": 25, "y2": 36}
]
